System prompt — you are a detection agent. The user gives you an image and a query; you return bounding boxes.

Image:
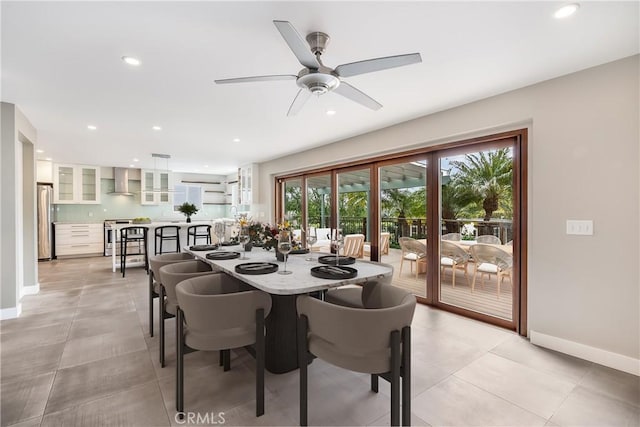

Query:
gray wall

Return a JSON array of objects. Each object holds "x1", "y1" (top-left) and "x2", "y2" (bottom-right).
[{"x1": 257, "y1": 56, "x2": 640, "y2": 369}]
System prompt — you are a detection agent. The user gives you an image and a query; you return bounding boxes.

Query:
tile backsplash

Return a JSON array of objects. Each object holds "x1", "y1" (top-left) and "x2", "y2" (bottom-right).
[{"x1": 54, "y1": 179, "x2": 229, "y2": 222}]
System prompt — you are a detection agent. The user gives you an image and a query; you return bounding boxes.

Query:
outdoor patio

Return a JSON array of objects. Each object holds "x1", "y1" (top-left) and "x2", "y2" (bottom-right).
[{"x1": 380, "y1": 248, "x2": 513, "y2": 321}]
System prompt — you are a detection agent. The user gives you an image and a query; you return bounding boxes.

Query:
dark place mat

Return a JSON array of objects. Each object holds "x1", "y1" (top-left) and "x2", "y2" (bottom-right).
[
  {"x1": 221, "y1": 241, "x2": 237, "y2": 246},
  {"x1": 235, "y1": 262, "x2": 279, "y2": 275},
  {"x1": 310, "y1": 265, "x2": 358, "y2": 280},
  {"x1": 290, "y1": 248, "x2": 310, "y2": 255},
  {"x1": 206, "y1": 251, "x2": 241, "y2": 260},
  {"x1": 317, "y1": 255, "x2": 356, "y2": 266},
  {"x1": 190, "y1": 244, "x2": 218, "y2": 251}
]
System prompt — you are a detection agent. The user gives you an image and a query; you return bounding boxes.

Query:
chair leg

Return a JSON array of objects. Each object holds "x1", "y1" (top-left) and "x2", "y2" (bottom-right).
[
  {"x1": 471, "y1": 265, "x2": 478, "y2": 292},
  {"x1": 149, "y1": 271, "x2": 155, "y2": 337},
  {"x1": 176, "y1": 308, "x2": 184, "y2": 416},
  {"x1": 401, "y1": 326, "x2": 411, "y2": 427},
  {"x1": 223, "y1": 349, "x2": 231, "y2": 371},
  {"x1": 121, "y1": 237, "x2": 126, "y2": 277},
  {"x1": 298, "y1": 314, "x2": 309, "y2": 426},
  {"x1": 371, "y1": 374, "x2": 379, "y2": 393},
  {"x1": 255, "y1": 308, "x2": 265, "y2": 417},
  {"x1": 159, "y1": 285, "x2": 166, "y2": 368},
  {"x1": 219, "y1": 350, "x2": 223, "y2": 366},
  {"x1": 452, "y1": 265, "x2": 456, "y2": 288},
  {"x1": 390, "y1": 330, "x2": 401, "y2": 427}
]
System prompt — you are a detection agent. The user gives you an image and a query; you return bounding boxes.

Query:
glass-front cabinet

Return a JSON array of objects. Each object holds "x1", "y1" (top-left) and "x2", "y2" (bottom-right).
[
  {"x1": 140, "y1": 169, "x2": 173, "y2": 205},
  {"x1": 53, "y1": 164, "x2": 100, "y2": 204}
]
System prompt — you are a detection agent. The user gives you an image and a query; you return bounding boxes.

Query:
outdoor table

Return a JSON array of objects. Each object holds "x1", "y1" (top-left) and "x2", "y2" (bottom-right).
[{"x1": 185, "y1": 245, "x2": 393, "y2": 373}]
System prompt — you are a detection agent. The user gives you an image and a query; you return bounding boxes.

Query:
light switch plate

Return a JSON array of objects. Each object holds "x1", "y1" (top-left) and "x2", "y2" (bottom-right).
[{"x1": 566, "y1": 220, "x2": 593, "y2": 235}]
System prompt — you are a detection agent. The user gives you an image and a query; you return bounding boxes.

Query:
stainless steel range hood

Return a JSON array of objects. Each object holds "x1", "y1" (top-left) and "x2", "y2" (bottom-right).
[{"x1": 108, "y1": 167, "x2": 134, "y2": 196}]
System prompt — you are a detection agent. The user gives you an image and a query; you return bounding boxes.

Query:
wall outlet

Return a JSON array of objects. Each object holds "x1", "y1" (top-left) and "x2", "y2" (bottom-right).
[{"x1": 566, "y1": 220, "x2": 593, "y2": 235}]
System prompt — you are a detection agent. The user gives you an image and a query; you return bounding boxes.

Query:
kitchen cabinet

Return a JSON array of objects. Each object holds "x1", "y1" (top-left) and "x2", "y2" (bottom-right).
[
  {"x1": 53, "y1": 164, "x2": 101, "y2": 204},
  {"x1": 141, "y1": 169, "x2": 173, "y2": 205},
  {"x1": 55, "y1": 223, "x2": 103, "y2": 257},
  {"x1": 238, "y1": 164, "x2": 259, "y2": 205}
]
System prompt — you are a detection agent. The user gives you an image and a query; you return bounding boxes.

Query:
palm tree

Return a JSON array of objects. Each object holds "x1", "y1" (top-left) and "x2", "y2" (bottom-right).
[{"x1": 450, "y1": 148, "x2": 513, "y2": 221}]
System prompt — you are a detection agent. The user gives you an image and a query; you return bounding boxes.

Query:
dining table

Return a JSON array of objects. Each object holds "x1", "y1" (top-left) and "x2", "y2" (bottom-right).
[{"x1": 184, "y1": 245, "x2": 393, "y2": 374}]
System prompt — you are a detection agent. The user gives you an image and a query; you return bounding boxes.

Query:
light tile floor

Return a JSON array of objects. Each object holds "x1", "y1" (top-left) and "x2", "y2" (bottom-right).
[{"x1": 1, "y1": 257, "x2": 638, "y2": 426}]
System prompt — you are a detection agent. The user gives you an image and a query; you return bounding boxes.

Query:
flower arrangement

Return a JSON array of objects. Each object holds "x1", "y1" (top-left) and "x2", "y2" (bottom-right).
[
  {"x1": 239, "y1": 219, "x2": 302, "y2": 251},
  {"x1": 461, "y1": 222, "x2": 477, "y2": 241}
]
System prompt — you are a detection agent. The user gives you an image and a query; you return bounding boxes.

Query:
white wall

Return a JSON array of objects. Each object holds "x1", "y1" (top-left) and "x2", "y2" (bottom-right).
[
  {"x1": 1, "y1": 102, "x2": 38, "y2": 318},
  {"x1": 258, "y1": 56, "x2": 640, "y2": 373}
]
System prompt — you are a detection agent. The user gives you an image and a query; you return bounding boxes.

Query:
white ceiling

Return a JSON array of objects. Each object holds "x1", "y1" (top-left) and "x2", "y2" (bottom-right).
[{"x1": 2, "y1": 1, "x2": 638, "y2": 174}]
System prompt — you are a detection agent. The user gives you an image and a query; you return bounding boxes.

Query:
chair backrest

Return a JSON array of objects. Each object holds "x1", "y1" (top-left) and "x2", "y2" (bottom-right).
[
  {"x1": 440, "y1": 240, "x2": 469, "y2": 263},
  {"x1": 159, "y1": 260, "x2": 213, "y2": 307},
  {"x1": 155, "y1": 225, "x2": 180, "y2": 238},
  {"x1": 398, "y1": 237, "x2": 412, "y2": 255},
  {"x1": 297, "y1": 284, "x2": 416, "y2": 373},
  {"x1": 188, "y1": 225, "x2": 211, "y2": 235},
  {"x1": 149, "y1": 253, "x2": 195, "y2": 282},
  {"x1": 380, "y1": 232, "x2": 391, "y2": 255},
  {"x1": 176, "y1": 275, "x2": 272, "y2": 349},
  {"x1": 402, "y1": 237, "x2": 426, "y2": 258},
  {"x1": 469, "y1": 244, "x2": 513, "y2": 270},
  {"x1": 121, "y1": 226, "x2": 148, "y2": 240},
  {"x1": 442, "y1": 233, "x2": 461, "y2": 241},
  {"x1": 343, "y1": 234, "x2": 365, "y2": 258},
  {"x1": 476, "y1": 234, "x2": 501, "y2": 245}
]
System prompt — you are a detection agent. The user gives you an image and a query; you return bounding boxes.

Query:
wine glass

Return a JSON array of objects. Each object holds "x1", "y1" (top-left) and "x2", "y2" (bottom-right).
[
  {"x1": 277, "y1": 232, "x2": 293, "y2": 275},
  {"x1": 238, "y1": 227, "x2": 250, "y2": 260},
  {"x1": 334, "y1": 228, "x2": 344, "y2": 265},
  {"x1": 305, "y1": 227, "x2": 317, "y2": 261},
  {"x1": 214, "y1": 222, "x2": 225, "y2": 250}
]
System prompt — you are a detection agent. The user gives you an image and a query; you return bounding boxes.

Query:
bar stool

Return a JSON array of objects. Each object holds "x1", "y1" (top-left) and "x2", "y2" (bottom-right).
[
  {"x1": 120, "y1": 226, "x2": 149, "y2": 277},
  {"x1": 187, "y1": 225, "x2": 211, "y2": 246},
  {"x1": 154, "y1": 225, "x2": 181, "y2": 255}
]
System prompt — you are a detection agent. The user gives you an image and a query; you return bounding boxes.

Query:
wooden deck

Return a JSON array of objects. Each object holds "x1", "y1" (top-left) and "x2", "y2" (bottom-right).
[{"x1": 378, "y1": 248, "x2": 513, "y2": 321}]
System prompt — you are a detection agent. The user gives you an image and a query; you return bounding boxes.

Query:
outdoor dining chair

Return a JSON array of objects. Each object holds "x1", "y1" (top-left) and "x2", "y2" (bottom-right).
[
  {"x1": 342, "y1": 233, "x2": 365, "y2": 258},
  {"x1": 440, "y1": 240, "x2": 470, "y2": 288},
  {"x1": 469, "y1": 243, "x2": 513, "y2": 298},
  {"x1": 476, "y1": 234, "x2": 501, "y2": 244},
  {"x1": 399, "y1": 237, "x2": 427, "y2": 278}
]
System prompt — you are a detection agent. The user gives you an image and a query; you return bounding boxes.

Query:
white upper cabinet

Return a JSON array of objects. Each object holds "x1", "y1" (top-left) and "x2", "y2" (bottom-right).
[
  {"x1": 53, "y1": 164, "x2": 101, "y2": 204},
  {"x1": 141, "y1": 169, "x2": 173, "y2": 205},
  {"x1": 238, "y1": 164, "x2": 259, "y2": 206}
]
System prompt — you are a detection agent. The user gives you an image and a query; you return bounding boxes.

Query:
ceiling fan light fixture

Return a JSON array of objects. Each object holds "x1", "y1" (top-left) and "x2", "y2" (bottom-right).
[
  {"x1": 296, "y1": 72, "x2": 340, "y2": 95},
  {"x1": 121, "y1": 56, "x2": 141, "y2": 66}
]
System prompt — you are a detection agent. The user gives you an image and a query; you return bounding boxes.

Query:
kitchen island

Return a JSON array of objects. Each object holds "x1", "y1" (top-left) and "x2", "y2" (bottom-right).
[{"x1": 106, "y1": 220, "x2": 237, "y2": 272}]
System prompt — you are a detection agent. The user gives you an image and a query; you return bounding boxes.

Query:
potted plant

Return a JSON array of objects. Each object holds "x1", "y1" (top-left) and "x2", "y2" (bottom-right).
[{"x1": 177, "y1": 202, "x2": 198, "y2": 223}]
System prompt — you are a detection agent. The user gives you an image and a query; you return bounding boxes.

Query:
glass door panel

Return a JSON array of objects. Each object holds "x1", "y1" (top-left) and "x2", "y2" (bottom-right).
[
  {"x1": 439, "y1": 146, "x2": 515, "y2": 321},
  {"x1": 380, "y1": 160, "x2": 427, "y2": 297},
  {"x1": 159, "y1": 172, "x2": 169, "y2": 203},
  {"x1": 143, "y1": 171, "x2": 154, "y2": 203},
  {"x1": 283, "y1": 178, "x2": 303, "y2": 243},
  {"x1": 80, "y1": 168, "x2": 97, "y2": 202},
  {"x1": 306, "y1": 174, "x2": 332, "y2": 251},
  {"x1": 57, "y1": 166, "x2": 74, "y2": 201},
  {"x1": 337, "y1": 169, "x2": 370, "y2": 258}
]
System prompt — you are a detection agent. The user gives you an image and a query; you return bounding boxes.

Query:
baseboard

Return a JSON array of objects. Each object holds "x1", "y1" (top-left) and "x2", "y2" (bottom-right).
[
  {"x1": 20, "y1": 283, "x2": 40, "y2": 298},
  {"x1": 0, "y1": 303, "x2": 22, "y2": 320},
  {"x1": 530, "y1": 330, "x2": 640, "y2": 376}
]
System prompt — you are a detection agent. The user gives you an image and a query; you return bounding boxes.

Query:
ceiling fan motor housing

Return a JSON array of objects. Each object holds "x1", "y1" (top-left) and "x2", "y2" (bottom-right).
[{"x1": 296, "y1": 67, "x2": 340, "y2": 94}]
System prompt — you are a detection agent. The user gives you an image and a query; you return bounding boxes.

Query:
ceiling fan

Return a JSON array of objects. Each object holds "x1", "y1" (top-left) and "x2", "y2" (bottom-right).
[{"x1": 214, "y1": 20, "x2": 422, "y2": 116}]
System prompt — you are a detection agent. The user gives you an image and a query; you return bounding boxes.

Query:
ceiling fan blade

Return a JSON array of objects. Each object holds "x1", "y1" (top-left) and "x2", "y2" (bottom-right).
[
  {"x1": 214, "y1": 75, "x2": 297, "y2": 84},
  {"x1": 335, "y1": 53, "x2": 422, "y2": 77},
  {"x1": 273, "y1": 20, "x2": 320, "y2": 69},
  {"x1": 333, "y1": 82, "x2": 382, "y2": 111},
  {"x1": 287, "y1": 89, "x2": 312, "y2": 116}
]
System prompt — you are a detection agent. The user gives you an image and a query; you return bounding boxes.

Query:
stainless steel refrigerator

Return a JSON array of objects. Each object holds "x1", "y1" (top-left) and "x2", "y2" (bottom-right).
[{"x1": 37, "y1": 183, "x2": 54, "y2": 260}]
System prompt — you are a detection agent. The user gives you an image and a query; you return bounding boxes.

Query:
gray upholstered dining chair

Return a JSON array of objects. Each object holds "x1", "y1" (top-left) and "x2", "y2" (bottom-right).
[
  {"x1": 158, "y1": 260, "x2": 214, "y2": 367},
  {"x1": 148, "y1": 253, "x2": 195, "y2": 337},
  {"x1": 324, "y1": 265, "x2": 394, "y2": 309},
  {"x1": 175, "y1": 275, "x2": 272, "y2": 417},
  {"x1": 297, "y1": 282, "x2": 416, "y2": 426},
  {"x1": 476, "y1": 234, "x2": 501, "y2": 245}
]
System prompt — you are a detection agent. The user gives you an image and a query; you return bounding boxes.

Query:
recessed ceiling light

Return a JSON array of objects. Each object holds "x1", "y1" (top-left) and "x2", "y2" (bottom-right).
[
  {"x1": 133, "y1": 158, "x2": 139, "y2": 162},
  {"x1": 204, "y1": 165, "x2": 209, "y2": 168},
  {"x1": 87, "y1": 125, "x2": 97, "y2": 130},
  {"x1": 129, "y1": 164, "x2": 135, "y2": 168},
  {"x1": 152, "y1": 126, "x2": 162, "y2": 131},
  {"x1": 326, "y1": 109, "x2": 337, "y2": 116},
  {"x1": 36, "y1": 149, "x2": 44, "y2": 153},
  {"x1": 45, "y1": 157, "x2": 52, "y2": 161},
  {"x1": 554, "y1": 3, "x2": 579, "y2": 19},
  {"x1": 122, "y1": 56, "x2": 141, "y2": 66},
  {"x1": 233, "y1": 138, "x2": 240, "y2": 142}
]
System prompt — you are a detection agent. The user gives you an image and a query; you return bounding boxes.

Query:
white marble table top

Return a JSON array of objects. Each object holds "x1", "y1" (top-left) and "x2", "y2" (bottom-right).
[{"x1": 184, "y1": 245, "x2": 393, "y2": 295}]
